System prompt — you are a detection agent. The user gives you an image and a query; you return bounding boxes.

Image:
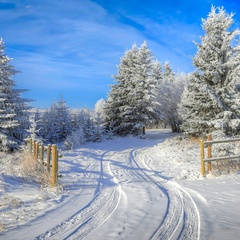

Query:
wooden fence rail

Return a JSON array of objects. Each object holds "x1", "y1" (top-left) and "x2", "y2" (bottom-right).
[
  {"x1": 200, "y1": 134, "x2": 240, "y2": 176},
  {"x1": 26, "y1": 138, "x2": 59, "y2": 187}
]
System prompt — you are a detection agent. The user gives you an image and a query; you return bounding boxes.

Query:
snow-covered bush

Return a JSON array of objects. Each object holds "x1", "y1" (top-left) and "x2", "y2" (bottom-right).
[
  {"x1": 210, "y1": 160, "x2": 240, "y2": 176},
  {"x1": 211, "y1": 131, "x2": 236, "y2": 157},
  {"x1": 18, "y1": 151, "x2": 50, "y2": 186},
  {"x1": 204, "y1": 131, "x2": 240, "y2": 176},
  {"x1": 0, "y1": 150, "x2": 50, "y2": 186},
  {"x1": 63, "y1": 128, "x2": 85, "y2": 150}
]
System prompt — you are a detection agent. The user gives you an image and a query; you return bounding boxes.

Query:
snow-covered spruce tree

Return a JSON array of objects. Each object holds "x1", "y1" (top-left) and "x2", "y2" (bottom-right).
[
  {"x1": 40, "y1": 96, "x2": 72, "y2": 143},
  {"x1": 0, "y1": 38, "x2": 30, "y2": 151},
  {"x1": 104, "y1": 42, "x2": 160, "y2": 135},
  {"x1": 104, "y1": 44, "x2": 139, "y2": 135},
  {"x1": 130, "y1": 42, "x2": 160, "y2": 134},
  {"x1": 63, "y1": 108, "x2": 104, "y2": 149},
  {"x1": 179, "y1": 6, "x2": 240, "y2": 136},
  {"x1": 71, "y1": 108, "x2": 90, "y2": 132},
  {"x1": 158, "y1": 62, "x2": 188, "y2": 132},
  {"x1": 95, "y1": 98, "x2": 106, "y2": 122},
  {"x1": 55, "y1": 95, "x2": 72, "y2": 141},
  {"x1": 27, "y1": 111, "x2": 41, "y2": 141}
]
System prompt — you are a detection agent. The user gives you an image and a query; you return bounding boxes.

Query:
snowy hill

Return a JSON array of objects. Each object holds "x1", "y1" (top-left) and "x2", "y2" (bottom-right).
[{"x1": 1, "y1": 129, "x2": 240, "y2": 239}]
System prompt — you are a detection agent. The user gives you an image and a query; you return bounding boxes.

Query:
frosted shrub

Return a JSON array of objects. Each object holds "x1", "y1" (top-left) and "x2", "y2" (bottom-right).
[
  {"x1": 211, "y1": 131, "x2": 233, "y2": 156},
  {"x1": 212, "y1": 143, "x2": 235, "y2": 157},
  {"x1": 0, "y1": 150, "x2": 50, "y2": 186},
  {"x1": 229, "y1": 119, "x2": 240, "y2": 135},
  {"x1": 63, "y1": 128, "x2": 86, "y2": 150},
  {"x1": 209, "y1": 131, "x2": 240, "y2": 176},
  {"x1": 18, "y1": 151, "x2": 50, "y2": 186},
  {"x1": 211, "y1": 160, "x2": 240, "y2": 176}
]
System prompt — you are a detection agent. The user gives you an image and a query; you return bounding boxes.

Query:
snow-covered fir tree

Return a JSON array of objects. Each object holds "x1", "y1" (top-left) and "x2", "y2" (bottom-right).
[
  {"x1": 0, "y1": 38, "x2": 30, "y2": 151},
  {"x1": 104, "y1": 44, "x2": 138, "y2": 135},
  {"x1": 63, "y1": 108, "x2": 104, "y2": 149},
  {"x1": 71, "y1": 108, "x2": 90, "y2": 132},
  {"x1": 179, "y1": 6, "x2": 240, "y2": 136},
  {"x1": 27, "y1": 111, "x2": 41, "y2": 141},
  {"x1": 104, "y1": 42, "x2": 160, "y2": 135},
  {"x1": 40, "y1": 96, "x2": 72, "y2": 142},
  {"x1": 55, "y1": 95, "x2": 72, "y2": 141},
  {"x1": 95, "y1": 98, "x2": 106, "y2": 122}
]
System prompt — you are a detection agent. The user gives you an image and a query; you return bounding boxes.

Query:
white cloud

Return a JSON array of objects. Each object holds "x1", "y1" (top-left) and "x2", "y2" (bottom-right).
[{"x1": 5, "y1": 0, "x2": 230, "y2": 107}]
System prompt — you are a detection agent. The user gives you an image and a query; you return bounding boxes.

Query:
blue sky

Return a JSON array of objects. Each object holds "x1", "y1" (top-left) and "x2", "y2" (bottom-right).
[{"x1": 1, "y1": 0, "x2": 240, "y2": 109}]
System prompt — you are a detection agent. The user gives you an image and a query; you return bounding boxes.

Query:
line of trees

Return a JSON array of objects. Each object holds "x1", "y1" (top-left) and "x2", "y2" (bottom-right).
[
  {"x1": 0, "y1": 40, "x2": 106, "y2": 151},
  {"x1": 28, "y1": 96, "x2": 104, "y2": 149},
  {"x1": 103, "y1": 6, "x2": 240, "y2": 137},
  {"x1": 103, "y1": 42, "x2": 187, "y2": 135},
  {"x1": 1, "y1": 6, "x2": 240, "y2": 152}
]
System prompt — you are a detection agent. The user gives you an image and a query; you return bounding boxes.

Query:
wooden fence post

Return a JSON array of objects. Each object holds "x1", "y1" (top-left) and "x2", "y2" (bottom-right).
[
  {"x1": 27, "y1": 138, "x2": 32, "y2": 153},
  {"x1": 34, "y1": 141, "x2": 39, "y2": 160},
  {"x1": 40, "y1": 143, "x2": 44, "y2": 165},
  {"x1": 36, "y1": 142, "x2": 39, "y2": 160},
  {"x1": 51, "y1": 144, "x2": 58, "y2": 187},
  {"x1": 200, "y1": 140, "x2": 205, "y2": 176},
  {"x1": 207, "y1": 134, "x2": 212, "y2": 172},
  {"x1": 56, "y1": 148, "x2": 59, "y2": 178},
  {"x1": 33, "y1": 140, "x2": 36, "y2": 158},
  {"x1": 46, "y1": 144, "x2": 51, "y2": 174}
]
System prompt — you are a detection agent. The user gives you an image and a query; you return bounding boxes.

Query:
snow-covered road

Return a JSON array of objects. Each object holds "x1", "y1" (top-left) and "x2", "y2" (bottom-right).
[{"x1": 1, "y1": 129, "x2": 240, "y2": 239}]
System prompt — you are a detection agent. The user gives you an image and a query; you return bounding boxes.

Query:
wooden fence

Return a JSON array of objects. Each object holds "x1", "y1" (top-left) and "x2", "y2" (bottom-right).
[
  {"x1": 200, "y1": 134, "x2": 240, "y2": 176},
  {"x1": 26, "y1": 139, "x2": 59, "y2": 186}
]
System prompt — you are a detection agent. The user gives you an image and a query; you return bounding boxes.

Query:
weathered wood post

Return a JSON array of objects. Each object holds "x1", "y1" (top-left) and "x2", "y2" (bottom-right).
[
  {"x1": 36, "y1": 142, "x2": 39, "y2": 160},
  {"x1": 51, "y1": 144, "x2": 58, "y2": 187},
  {"x1": 34, "y1": 141, "x2": 39, "y2": 160},
  {"x1": 40, "y1": 143, "x2": 44, "y2": 165},
  {"x1": 27, "y1": 138, "x2": 32, "y2": 153},
  {"x1": 56, "y1": 148, "x2": 59, "y2": 178},
  {"x1": 33, "y1": 140, "x2": 36, "y2": 158},
  {"x1": 46, "y1": 144, "x2": 51, "y2": 174},
  {"x1": 207, "y1": 134, "x2": 212, "y2": 172},
  {"x1": 200, "y1": 139, "x2": 205, "y2": 176}
]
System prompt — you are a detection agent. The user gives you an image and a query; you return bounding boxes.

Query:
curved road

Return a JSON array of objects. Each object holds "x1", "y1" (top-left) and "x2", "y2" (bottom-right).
[{"x1": 2, "y1": 130, "x2": 200, "y2": 240}]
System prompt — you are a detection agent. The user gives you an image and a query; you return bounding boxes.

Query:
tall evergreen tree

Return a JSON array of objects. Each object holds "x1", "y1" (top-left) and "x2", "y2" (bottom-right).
[
  {"x1": 104, "y1": 42, "x2": 160, "y2": 135},
  {"x1": 0, "y1": 38, "x2": 30, "y2": 151},
  {"x1": 104, "y1": 44, "x2": 138, "y2": 134},
  {"x1": 55, "y1": 95, "x2": 72, "y2": 141},
  {"x1": 179, "y1": 6, "x2": 240, "y2": 136},
  {"x1": 131, "y1": 42, "x2": 160, "y2": 134}
]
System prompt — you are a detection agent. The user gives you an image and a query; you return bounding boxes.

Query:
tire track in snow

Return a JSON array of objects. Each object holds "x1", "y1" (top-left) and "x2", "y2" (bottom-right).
[
  {"x1": 34, "y1": 151, "x2": 121, "y2": 240},
  {"x1": 130, "y1": 150, "x2": 200, "y2": 240}
]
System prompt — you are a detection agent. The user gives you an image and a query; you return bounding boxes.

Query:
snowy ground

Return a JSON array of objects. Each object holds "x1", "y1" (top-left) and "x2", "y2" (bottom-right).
[{"x1": 1, "y1": 129, "x2": 240, "y2": 240}]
